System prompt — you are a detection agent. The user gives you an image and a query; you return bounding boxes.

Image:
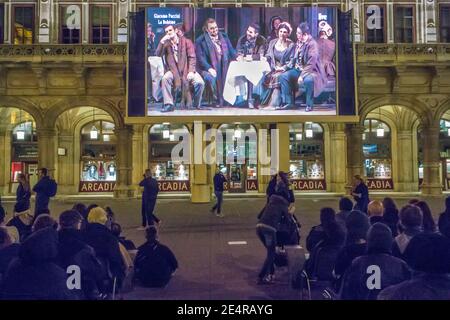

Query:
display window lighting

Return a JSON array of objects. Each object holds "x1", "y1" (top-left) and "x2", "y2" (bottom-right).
[
  {"x1": 90, "y1": 126, "x2": 98, "y2": 140},
  {"x1": 16, "y1": 129, "x2": 25, "y2": 140},
  {"x1": 295, "y1": 133, "x2": 303, "y2": 141},
  {"x1": 163, "y1": 129, "x2": 170, "y2": 139}
]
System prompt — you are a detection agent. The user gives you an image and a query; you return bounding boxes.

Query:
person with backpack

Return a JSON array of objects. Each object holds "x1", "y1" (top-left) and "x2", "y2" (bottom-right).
[
  {"x1": 134, "y1": 226, "x2": 178, "y2": 288},
  {"x1": 32, "y1": 168, "x2": 57, "y2": 217}
]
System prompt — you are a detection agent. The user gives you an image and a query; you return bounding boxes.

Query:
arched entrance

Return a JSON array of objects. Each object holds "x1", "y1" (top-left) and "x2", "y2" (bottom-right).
[{"x1": 0, "y1": 108, "x2": 38, "y2": 195}]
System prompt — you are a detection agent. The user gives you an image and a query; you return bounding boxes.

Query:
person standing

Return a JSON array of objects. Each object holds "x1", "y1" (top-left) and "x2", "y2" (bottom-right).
[
  {"x1": 156, "y1": 24, "x2": 205, "y2": 112},
  {"x1": 32, "y1": 168, "x2": 57, "y2": 218},
  {"x1": 14, "y1": 173, "x2": 31, "y2": 213},
  {"x1": 351, "y1": 175, "x2": 370, "y2": 214},
  {"x1": 195, "y1": 18, "x2": 237, "y2": 108},
  {"x1": 211, "y1": 170, "x2": 227, "y2": 217},
  {"x1": 139, "y1": 169, "x2": 160, "y2": 229}
]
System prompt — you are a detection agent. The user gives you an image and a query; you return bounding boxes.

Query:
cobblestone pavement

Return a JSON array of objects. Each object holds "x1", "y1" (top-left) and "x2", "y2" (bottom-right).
[{"x1": 1, "y1": 195, "x2": 446, "y2": 300}]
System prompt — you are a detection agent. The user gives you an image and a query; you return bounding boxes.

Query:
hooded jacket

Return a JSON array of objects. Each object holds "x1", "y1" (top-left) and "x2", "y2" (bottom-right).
[
  {"x1": 0, "y1": 227, "x2": 76, "y2": 300},
  {"x1": 258, "y1": 194, "x2": 289, "y2": 230}
]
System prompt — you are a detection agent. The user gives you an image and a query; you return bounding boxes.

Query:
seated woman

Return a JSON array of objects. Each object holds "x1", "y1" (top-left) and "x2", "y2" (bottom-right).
[{"x1": 255, "y1": 22, "x2": 294, "y2": 108}]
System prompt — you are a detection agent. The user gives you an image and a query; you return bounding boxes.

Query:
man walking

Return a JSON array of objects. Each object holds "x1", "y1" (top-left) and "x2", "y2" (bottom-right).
[
  {"x1": 156, "y1": 24, "x2": 205, "y2": 112},
  {"x1": 32, "y1": 168, "x2": 57, "y2": 217},
  {"x1": 139, "y1": 169, "x2": 160, "y2": 229},
  {"x1": 211, "y1": 170, "x2": 227, "y2": 217}
]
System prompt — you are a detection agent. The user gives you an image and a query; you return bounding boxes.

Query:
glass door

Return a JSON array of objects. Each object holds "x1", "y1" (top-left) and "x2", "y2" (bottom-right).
[{"x1": 228, "y1": 163, "x2": 246, "y2": 193}]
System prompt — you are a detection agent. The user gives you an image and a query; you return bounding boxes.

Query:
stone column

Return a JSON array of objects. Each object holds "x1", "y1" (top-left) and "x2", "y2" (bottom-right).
[
  {"x1": 276, "y1": 123, "x2": 290, "y2": 173},
  {"x1": 37, "y1": 127, "x2": 57, "y2": 178},
  {"x1": 114, "y1": 126, "x2": 134, "y2": 198},
  {"x1": 191, "y1": 122, "x2": 210, "y2": 203},
  {"x1": 131, "y1": 125, "x2": 144, "y2": 194},
  {"x1": 346, "y1": 124, "x2": 364, "y2": 190},
  {"x1": 56, "y1": 132, "x2": 75, "y2": 194},
  {"x1": 0, "y1": 129, "x2": 10, "y2": 195},
  {"x1": 329, "y1": 123, "x2": 347, "y2": 193},
  {"x1": 421, "y1": 125, "x2": 442, "y2": 196},
  {"x1": 396, "y1": 130, "x2": 418, "y2": 192}
]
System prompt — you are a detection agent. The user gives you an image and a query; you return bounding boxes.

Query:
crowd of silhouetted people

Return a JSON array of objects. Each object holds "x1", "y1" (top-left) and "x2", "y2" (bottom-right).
[{"x1": 0, "y1": 200, "x2": 178, "y2": 300}]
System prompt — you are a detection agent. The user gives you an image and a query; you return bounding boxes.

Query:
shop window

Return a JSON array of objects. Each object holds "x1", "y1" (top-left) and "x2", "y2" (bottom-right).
[
  {"x1": 289, "y1": 123, "x2": 326, "y2": 190},
  {"x1": 440, "y1": 5, "x2": 450, "y2": 43},
  {"x1": 91, "y1": 6, "x2": 110, "y2": 44},
  {"x1": 80, "y1": 120, "x2": 116, "y2": 182},
  {"x1": 439, "y1": 119, "x2": 450, "y2": 190},
  {"x1": 60, "y1": 5, "x2": 81, "y2": 44},
  {"x1": 365, "y1": 5, "x2": 385, "y2": 43},
  {"x1": 216, "y1": 124, "x2": 258, "y2": 192},
  {"x1": 12, "y1": 5, "x2": 34, "y2": 44},
  {"x1": 149, "y1": 124, "x2": 190, "y2": 183},
  {"x1": 394, "y1": 6, "x2": 415, "y2": 43},
  {"x1": 363, "y1": 119, "x2": 392, "y2": 180},
  {"x1": 11, "y1": 121, "x2": 38, "y2": 185}
]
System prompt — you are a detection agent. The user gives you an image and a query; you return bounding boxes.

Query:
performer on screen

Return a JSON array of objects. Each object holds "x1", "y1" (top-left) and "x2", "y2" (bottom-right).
[
  {"x1": 195, "y1": 18, "x2": 237, "y2": 108},
  {"x1": 236, "y1": 23, "x2": 266, "y2": 57},
  {"x1": 156, "y1": 24, "x2": 205, "y2": 112},
  {"x1": 281, "y1": 22, "x2": 326, "y2": 112},
  {"x1": 255, "y1": 22, "x2": 294, "y2": 108}
]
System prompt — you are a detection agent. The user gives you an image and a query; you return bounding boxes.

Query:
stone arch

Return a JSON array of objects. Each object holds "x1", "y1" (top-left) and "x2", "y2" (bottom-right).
[
  {"x1": 432, "y1": 98, "x2": 450, "y2": 125},
  {"x1": 359, "y1": 96, "x2": 426, "y2": 126},
  {"x1": 0, "y1": 96, "x2": 44, "y2": 126},
  {"x1": 44, "y1": 96, "x2": 124, "y2": 129}
]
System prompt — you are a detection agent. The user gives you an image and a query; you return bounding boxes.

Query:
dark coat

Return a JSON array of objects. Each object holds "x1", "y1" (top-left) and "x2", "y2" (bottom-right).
[
  {"x1": 15, "y1": 183, "x2": 31, "y2": 213},
  {"x1": 265, "y1": 38, "x2": 294, "y2": 70},
  {"x1": 140, "y1": 177, "x2": 159, "y2": 200},
  {"x1": 57, "y1": 228, "x2": 104, "y2": 300},
  {"x1": 317, "y1": 38, "x2": 336, "y2": 79},
  {"x1": 6, "y1": 214, "x2": 33, "y2": 243},
  {"x1": 378, "y1": 274, "x2": 450, "y2": 300},
  {"x1": 341, "y1": 253, "x2": 411, "y2": 300},
  {"x1": 369, "y1": 216, "x2": 384, "y2": 225},
  {"x1": 296, "y1": 37, "x2": 327, "y2": 97},
  {"x1": 334, "y1": 243, "x2": 367, "y2": 279},
  {"x1": 353, "y1": 183, "x2": 370, "y2": 213},
  {"x1": 392, "y1": 228, "x2": 422, "y2": 259},
  {"x1": 236, "y1": 34, "x2": 266, "y2": 56},
  {"x1": 0, "y1": 228, "x2": 76, "y2": 300},
  {"x1": 84, "y1": 223, "x2": 125, "y2": 285},
  {"x1": 213, "y1": 173, "x2": 227, "y2": 192},
  {"x1": 32, "y1": 176, "x2": 56, "y2": 214},
  {"x1": 306, "y1": 225, "x2": 326, "y2": 252},
  {"x1": 266, "y1": 178, "x2": 277, "y2": 201},
  {"x1": 134, "y1": 240, "x2": 178, "y2": 288},
  {"x1": 156, "y1": 36, "x2": 197, "y2": 106},
  {"x1": 258, "y1": 194, "x2": 289, "y2": 230},
  {"x1": 195, "y1": 32, "x2": 237, "y2": 94},
  {"x1": 0, "y1": 243, "x2": 20, "y2": 277}
]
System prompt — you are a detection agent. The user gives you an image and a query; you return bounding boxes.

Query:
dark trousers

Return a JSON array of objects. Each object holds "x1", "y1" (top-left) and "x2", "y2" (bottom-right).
[
  {"x1": 279, "y1": 69, "x2": 301, "y2": 105},
  {"x1": 212, "y1": 191, "x2": 223, "y2": 213},
  {"x1": 299, "y1": 74, "x2": 314, "y2": 108},
  {"x1": 256, "y1": 224, "x2": 277, "y2": 279},
  {"x1": 142, "y1": 198, "x2": 157, "y2": 227}
]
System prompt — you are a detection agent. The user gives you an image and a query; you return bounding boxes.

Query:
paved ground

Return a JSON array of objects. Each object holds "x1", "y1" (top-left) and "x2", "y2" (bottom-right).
[{"x1": 1, "y1": 195, "x2": 447, "y2": 300}]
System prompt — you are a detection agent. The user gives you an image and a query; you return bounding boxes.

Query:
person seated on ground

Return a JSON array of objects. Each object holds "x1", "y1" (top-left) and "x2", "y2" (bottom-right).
[
  {"x1": 72, "y1": 203, "x2": 88, "y2": 230},
  {"x1": 304, "y1": 220, "x2": 345, "y2": 277},
  {"x1": 6, "y1": 210, "x2": 33, "y2": 243},
  {"x1": 392, "y1": 205, "x2": 423, "y2": 260},
  {"x1": 335, "y1": 197, "x2": 353, "y2": 231},
  {"x1": 439, "y1": 205, "x2": 450, "y2": 239},
  {"x1": 334, "y1": 210, "x2": 370, "y2": 285},
  {"x1": 0, "y1": 227, "x2": 76, "y2": 300},
  {"x1": 414, "y1": 201, "x2": 437, "y2": 234},
  {"x1": 105, "y1": 206, "x2": 115, "y2": 226},
  {"x1": 341, "y1": 223, "x2": 411, "y2": 300},
  {"x1": 134, "y1": 226, "x2": 178, "y2": 288},
  {"x1": 32, "y1": 214, "x2": 58, "y2": 233},
  {"x1": 57, "y1": 210, "x2": 105, "y2": 300},
  {"x1": 84, "y1": 207, "x2": 126, "y2": 293},
  {"x1": 368, "y1": 200, "x2": 384, "y2": 225},
  {"x1": 378, "y1": 233, "x2": 450, "y2": 300},
  {"x1": 0, "y1": 206, "x2": 19, "y2": 244},
  {"x1": 306, "y1": 207, "x2": 337, "y2": 252},
  {"x1": 382, "y1": 197, "x2": 399, "y2": 237},
  {"x1": 111, "y1": 222, "x2": 136, "y2": 251},
  {"x1": 0, "y1": 227, "x2": 20, "y2": 280}
]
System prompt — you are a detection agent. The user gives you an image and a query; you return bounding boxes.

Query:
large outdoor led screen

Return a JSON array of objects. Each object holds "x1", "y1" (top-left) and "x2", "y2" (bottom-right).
[{"x1": 127, "y1": 7, "x2": 356, "y2": 117}]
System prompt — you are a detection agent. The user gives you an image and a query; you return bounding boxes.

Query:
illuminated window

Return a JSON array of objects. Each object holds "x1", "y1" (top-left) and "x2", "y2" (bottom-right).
[
  {"x1": 440, "y1": 5, "x2": 450, "y2": 43},
  {"x1": 13, "y1": 6, "x2": 34, "y2": 44},
  {"x1": 365, "y1": 5, "x2": 385, "y2": 43}
]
